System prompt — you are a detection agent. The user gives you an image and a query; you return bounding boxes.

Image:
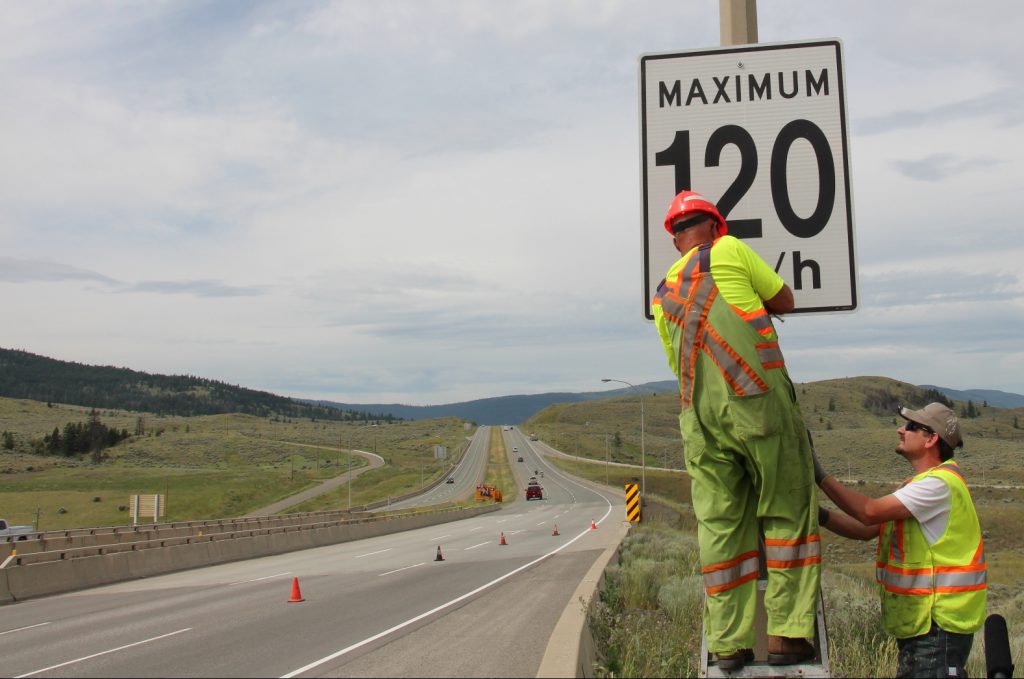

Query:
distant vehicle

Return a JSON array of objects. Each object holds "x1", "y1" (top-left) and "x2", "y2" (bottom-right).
[
  {"x1": 529, "y1": 476, "x2": 538, "y2": 483},
  {"x1": 529, "y1": 433, "x2": 538, "y2": 441},
  {"x1": 0, "y1": 519, "x2": 33, "y2": 539},
  {"x1": 446, "y1": 477, "x2": 455, "y2": 484},
  {"x1": 526, "y1": 484, "x2": 543, "y2": 501},
  {"x1": 517, "y1": 456, "x2": 524, "y2": 462},
  {"x1": 512, "y1": 447, "x2": 518, "y2": 452},
  {"x1": 539, "y1": 471, "x2": 544, "y2": 478}
]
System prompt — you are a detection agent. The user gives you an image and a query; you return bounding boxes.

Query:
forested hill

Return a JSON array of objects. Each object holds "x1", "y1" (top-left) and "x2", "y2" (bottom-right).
[{"x1": 0, "y1": 348, "x2": 394, "y2": 421}]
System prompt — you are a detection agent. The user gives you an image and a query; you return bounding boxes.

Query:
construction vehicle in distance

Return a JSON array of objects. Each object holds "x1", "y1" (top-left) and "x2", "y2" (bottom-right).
[{"x1": 529, "y1": 433, "x2": 538, "y2": 441}]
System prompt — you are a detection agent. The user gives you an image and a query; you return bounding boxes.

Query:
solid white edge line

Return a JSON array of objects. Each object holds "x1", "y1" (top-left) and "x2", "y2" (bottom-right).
[
  {"x1": 378, "y1": 563, "x2": 426, "y2": 577},
  {"x1": 228, "y1": 572, "x2": 291, "y2": 586},
  {"x1": 281, "y1": 500, "x2": 616, "y2": 678},
  {"x1": 0, "y1": 622, "x2": 51, "y2": 636},
  {"x1": 14, "y1": 628, "x2": 191, "y2": 678}
]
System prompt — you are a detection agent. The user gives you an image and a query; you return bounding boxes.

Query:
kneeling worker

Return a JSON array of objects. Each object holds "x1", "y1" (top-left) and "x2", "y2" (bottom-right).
[{"x1": 814, "y1": 403, "x2": 986, "y2": 678}]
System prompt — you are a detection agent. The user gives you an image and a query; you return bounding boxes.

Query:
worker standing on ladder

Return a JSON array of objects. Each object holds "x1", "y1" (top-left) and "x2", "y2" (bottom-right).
[
  {"x1": 815, "y1": 403, "x2": 986, "y2": 678},
  {"x1": 652, "y1": 190, "x2": 820, "y2": 671}
]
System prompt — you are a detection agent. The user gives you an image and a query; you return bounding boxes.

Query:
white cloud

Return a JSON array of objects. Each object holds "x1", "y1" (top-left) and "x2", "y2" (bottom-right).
[{"x1": 2, "y1": 1, "x2": 1024, "y2": 404}]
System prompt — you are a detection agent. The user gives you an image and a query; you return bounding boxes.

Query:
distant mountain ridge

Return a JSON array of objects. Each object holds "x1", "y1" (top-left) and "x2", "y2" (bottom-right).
[
  {"x1": 314, "y1": 381, "x2": 1024, "y2": 424},
  {"x1": 918, "y1": 385, "x2": 1024, "y2": 410},
  {"x1": 3, "y1": 347, "x2": 1020, "y2": 424},
  {"x1": 0, "y1": 348, "x2": 391, "y2": 421}
]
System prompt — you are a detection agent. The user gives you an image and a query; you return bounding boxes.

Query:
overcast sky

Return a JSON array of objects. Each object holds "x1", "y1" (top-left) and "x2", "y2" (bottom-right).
[{"x1": 3, "y1": 1, "x2": 1023, "y2": 405}]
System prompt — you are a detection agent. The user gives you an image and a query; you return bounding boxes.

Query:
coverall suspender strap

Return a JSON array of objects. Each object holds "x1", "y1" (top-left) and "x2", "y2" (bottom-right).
[{"x1": 657, "y1": 243, "x2": 782, "y2": 409}]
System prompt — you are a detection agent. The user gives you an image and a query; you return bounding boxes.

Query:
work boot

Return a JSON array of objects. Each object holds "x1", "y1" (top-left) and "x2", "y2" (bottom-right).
[
  {"x1": 716, "y1": 648, "x2": 754, "y2": 671},
  {"x1": 767, "y1": 636, "x2": 815, "y2": 665}
]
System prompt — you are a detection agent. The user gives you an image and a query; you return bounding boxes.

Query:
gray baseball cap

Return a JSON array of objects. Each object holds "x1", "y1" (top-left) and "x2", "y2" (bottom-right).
[{"x1": 899, "y1": 402, "x2": 963, "y2": 449}]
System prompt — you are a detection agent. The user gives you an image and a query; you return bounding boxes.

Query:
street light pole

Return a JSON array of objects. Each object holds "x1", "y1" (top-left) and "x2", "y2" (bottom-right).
[{"x1": 601, "y1": 378, "x2": 646, "y2": 495}]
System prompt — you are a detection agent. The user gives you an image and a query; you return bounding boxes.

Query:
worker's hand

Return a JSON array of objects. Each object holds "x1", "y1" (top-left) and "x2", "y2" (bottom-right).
[
  {"x1": 817, "y1": 506, "x2": 830, "y2": 528},
  {"x1": 812, "y1": 451, "x2": 830, "y2": 486}
]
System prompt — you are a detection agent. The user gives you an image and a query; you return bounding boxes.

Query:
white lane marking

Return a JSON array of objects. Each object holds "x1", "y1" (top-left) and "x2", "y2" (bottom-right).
[
  {"x1": 281, "y1": 500, "x2": 617, "y2": 679},
  {"x1": 468, "y1": 526, "x2": 483, "y2": 532},
  {"x1": 506, "y1": 530, "x2": 524, "y2": 535},
  {"x1": 429, "y1": 534, "x2": 451, "y2": 541},
  {"x1": 496, "y1": 519, "x2": 508, "y2": 523},
  {"x1": 0, "y1": 622, "x2": 50, "y2": 636},
  {"x1": 463, "y1": 542, "x2": 490, "y2": 551},
  {"x1": 354, "y1": 548, "x2": 393, "y2": 559},
  {"x1": 378, "y1": 563, "x2": 425, "y2": 577},
  {"x1": 228, "y1": 572, "x2": 291, "y2": 586},
  {"x1": 15, "y1": 628, "x2": 191, "y2": 678},
  {"x1": 536, "y1": 521, "x2": 547, "y2": 526}
]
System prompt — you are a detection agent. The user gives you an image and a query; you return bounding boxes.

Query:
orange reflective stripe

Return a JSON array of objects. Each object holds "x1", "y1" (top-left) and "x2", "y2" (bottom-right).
[
  {"x1": 764, "y1": 535, "x2": 822, "y2": 569},
  {"x1": 702, "y1": 323, "x2": 769, "y2": 396},
  {"x1": 755, "y1": 341, "x2": 785, "y2": 369},
  {"x1": 702, "y1": 550, "x2": 760, "y2": 594}
]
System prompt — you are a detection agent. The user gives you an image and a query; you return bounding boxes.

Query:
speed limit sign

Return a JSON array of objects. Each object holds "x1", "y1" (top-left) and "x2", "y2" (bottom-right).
[{"x1": 640, "y1": 39, "x2": 856, "y2": 319}]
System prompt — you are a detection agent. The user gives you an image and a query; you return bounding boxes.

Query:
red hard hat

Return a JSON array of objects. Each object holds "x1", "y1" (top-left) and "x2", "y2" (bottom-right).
[{"x1": 663, "y1": 190, "x2": 728, "y2": 236}]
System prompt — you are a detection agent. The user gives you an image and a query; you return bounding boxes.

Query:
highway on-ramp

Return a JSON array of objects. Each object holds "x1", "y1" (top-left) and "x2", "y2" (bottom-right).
[{"x1": 0, "y1": 428, "x2": 626, "y2": 678}]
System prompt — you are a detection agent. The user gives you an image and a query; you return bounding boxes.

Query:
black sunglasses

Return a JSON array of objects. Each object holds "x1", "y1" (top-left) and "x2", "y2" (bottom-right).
[{"x1": 904, "y1": 420, "x2": 934, "y2": 435}]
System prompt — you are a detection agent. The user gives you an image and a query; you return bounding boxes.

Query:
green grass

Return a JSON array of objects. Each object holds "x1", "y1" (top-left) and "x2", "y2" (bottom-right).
[
  {"x1": 561, "y1": 442, "x2": 1024, "y2": 677},
  {"x1": 525, "y1": 376, "x2": 1024, "y2": 486},
  {"x1": 0, "y1": 397, "x2": 475, "y2": 527}
]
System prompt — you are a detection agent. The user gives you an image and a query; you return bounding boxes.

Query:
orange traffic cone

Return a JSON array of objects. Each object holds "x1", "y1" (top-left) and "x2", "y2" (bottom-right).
[
  {"x1": 552, "y1": 524, "x2": 560, "y2": 536},
  {"x1": 288, "y1": 576, "x2": 305, "y2": 603},
  {"x1": 499, "y1": 531, "x2": 508, "y2": 546},
  {"x1": 590, "y1": 520, "x2": 598, "y2": 530},
  {"x1": 435, "y1": 545, "x2": 445, "y2": 561}
]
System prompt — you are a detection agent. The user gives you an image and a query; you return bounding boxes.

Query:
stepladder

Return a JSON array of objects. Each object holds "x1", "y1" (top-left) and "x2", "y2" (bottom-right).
[{"x1": 700, "y1": 536, "x2": 831, "y2": 678}]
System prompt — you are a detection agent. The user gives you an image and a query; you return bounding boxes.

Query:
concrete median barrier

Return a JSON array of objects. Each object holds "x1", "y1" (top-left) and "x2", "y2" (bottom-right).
[{"x1": 2, "y1": 505, "x2": 500, "y2": 603}]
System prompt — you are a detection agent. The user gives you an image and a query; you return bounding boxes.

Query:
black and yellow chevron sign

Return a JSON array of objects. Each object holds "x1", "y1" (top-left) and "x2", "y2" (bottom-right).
[{"x1": 624, "y1": 483, "x2": 641, "y2": 522}]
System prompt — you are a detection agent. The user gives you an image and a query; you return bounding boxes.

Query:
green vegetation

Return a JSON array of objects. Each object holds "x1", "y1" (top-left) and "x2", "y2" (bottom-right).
[
  {"x1": 525, "y1": 376, "x2": 1024, "y2": 486},
  {"x1": 0, "y1": 347, "x2": 393, "y2": 422},
  {"x1": 540, "y1": 376, "x2": 1024, "y2": 678},
  {"x1": 0, "y1": 396, "x2": 473, "y2": 529},
  {"x1": 483, "y1": 427, "x2": 516, "y2": 500}
]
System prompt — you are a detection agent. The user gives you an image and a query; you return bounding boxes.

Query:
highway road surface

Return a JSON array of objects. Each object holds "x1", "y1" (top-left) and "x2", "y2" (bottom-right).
[
  {"x1": 0, "y1": 427, "x2": 626, "y2": 678},
  {"x1": 387, "y1": 426, "x2": 491, "y2": 510}
]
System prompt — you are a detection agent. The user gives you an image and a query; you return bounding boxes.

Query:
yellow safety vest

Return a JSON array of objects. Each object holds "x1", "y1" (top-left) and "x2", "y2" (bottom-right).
[{"x1": 876, "y1": 461, "x2": 987, "y2": 638}]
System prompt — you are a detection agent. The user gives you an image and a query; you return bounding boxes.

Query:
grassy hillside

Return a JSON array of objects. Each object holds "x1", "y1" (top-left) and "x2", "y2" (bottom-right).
[
  {"x1": 0, "y1": 347, "x2": 392, "y2": 422},
  {"x1": 534, "y1": 376, "x2": 1024, "y2": 675},
  {"x1": 0, "y1": 396, "x2": 473, "y2": 529},
  {"x1": 524, "y1": 375, "x2": 1024, "y2": 486}
]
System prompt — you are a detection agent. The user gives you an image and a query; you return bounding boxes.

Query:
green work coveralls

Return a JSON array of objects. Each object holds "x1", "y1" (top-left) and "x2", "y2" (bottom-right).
[{"x1": 653, "y1": 239, "x2": 820, "y2": 653}]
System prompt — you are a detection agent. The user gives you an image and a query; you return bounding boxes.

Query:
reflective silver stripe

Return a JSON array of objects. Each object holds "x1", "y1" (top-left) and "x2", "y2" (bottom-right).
[
  {"x1": 879, "y1": 568, "x2": 932, "y2": 591},
  {"x1": 680, "y1": 276, "x2": 715, "y2": 404},
  {"x1": 756, "y1": 343, "x2": 784, "y2": 366},
  {"x1": 703, "y1": 555, "x2": 759, "y2": 590},
  {"x1": 660, "y1": 293, "x2": 685, "y2": 319},
  {"x1": 764, "y1": 540, "x2": 821, "y2": 563},
  {"x1": 703, "y1": 335, "x2": 766, "y2": 396},
  {"x1": 935, "y1": 570, "x2": 986, "y2": 588},
  {"x1": 746, "y1": 314, "x2": 772, "y2": 333}
]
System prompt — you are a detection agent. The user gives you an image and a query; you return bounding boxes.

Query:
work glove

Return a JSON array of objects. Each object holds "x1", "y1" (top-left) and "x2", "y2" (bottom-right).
[
  {"x1": 817, "y1": 506, "x2": 830, "y2": 528},
  {"x1": 812, "y1": 451, "x2": 829, "y2": 486}
]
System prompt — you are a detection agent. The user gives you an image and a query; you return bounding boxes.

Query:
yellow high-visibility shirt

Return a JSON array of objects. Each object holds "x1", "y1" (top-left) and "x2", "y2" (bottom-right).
[{"x1": 653, "y1": 235, "x2": 785, "y2": 376}]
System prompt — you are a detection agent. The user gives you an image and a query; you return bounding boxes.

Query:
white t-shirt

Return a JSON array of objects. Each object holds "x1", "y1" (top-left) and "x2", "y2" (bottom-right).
[{"x1": 892, "y1": 476, "x2": 951, "y2": 545}]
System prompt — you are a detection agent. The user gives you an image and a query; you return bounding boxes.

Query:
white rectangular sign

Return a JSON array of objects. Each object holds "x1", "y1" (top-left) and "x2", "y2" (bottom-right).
[{"x1": 640, "y1": 39, "x2": 856, "y2": 319}]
